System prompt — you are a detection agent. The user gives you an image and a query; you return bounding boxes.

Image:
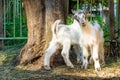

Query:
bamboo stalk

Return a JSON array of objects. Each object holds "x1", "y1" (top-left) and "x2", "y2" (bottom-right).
[
  {"x1": 13, "y1": 0, "x2": 16, "y2": 37},
  {"x1": 77, "y1": 0, "x2": 79, "y2": 9},
  {"x1": 20, "y1": 0, "x2": 22, "y2": 37},
  {"x1": 4, "y1": 0, "x2": 6, "y2": 37}
]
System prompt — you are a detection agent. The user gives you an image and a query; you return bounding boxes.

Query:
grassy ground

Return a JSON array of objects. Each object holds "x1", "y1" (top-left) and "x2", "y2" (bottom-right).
[{"x1": 0, "y1": 45, "x2": 120, "y2": 80}]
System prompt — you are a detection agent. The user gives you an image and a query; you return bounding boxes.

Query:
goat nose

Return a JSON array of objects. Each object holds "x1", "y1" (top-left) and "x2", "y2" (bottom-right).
[
  {"x1": 82, "y1": 23, "x2": 86, "y2": 26},
  {"x1": 82, "y1": 22, "x2": 85, "y2": 25}
]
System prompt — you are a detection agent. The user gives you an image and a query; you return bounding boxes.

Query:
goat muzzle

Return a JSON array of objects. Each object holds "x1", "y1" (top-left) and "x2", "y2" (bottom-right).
[{"x1": 82, "y1": 23, "x2": 86, "y2": 27}]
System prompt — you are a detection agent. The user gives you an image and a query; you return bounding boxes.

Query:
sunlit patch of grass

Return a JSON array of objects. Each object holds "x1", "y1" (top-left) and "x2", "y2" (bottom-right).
[
  {"x1": 0, "y1": 51, "x2": 17, "y2": 66},
  {"x1": 0, "y1": 53, "x2": 7, "y2": 65},
  {"x1": 51, "y1": 57, "x2": 120, "y2": 79},
  {"x1": 15, "y1": 65, "x2": 29, "y2": 70},
  {"x1": 52, "y1": 65, "x2": 97, "y2": 77},
  {"x1": 0, "y1": 44, "x2": 24, "y2": 66}
]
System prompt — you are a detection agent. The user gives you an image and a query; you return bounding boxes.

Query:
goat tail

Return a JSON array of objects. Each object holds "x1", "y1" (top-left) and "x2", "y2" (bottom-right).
[{"x1": 51, "y1": 19, "x2": 61, "y2": 36}]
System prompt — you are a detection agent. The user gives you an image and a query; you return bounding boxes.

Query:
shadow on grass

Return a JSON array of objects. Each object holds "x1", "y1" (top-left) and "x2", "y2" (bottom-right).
[
  {"x1": 1, "y1": 66, "x2": 120, "y2": 80},
  {"x1": 0, "y1": 45, "x2": 120, "y2": 80},
  {"x1": 105, "y1": 56, "x2": 120, "y2": 68}
]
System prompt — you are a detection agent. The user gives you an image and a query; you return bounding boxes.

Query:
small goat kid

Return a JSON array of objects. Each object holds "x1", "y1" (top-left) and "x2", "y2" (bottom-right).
[
  {"x1": 44, "y1": 19, "x2": 83, "y2": 70},
  {"x1": 73, "y1": 10, "x2": 105, "y2": 71}
]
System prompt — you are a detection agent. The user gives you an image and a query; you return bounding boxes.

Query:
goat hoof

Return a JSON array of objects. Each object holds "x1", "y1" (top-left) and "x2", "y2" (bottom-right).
[
  {"x1": 95, "y1": 67, "x2": 101, "y2": 71},
  {"x1": 81, "y1": 65, "x2": 87, "y2": 70},
  {"x1": 81, "y1": 65, "x2": 85, "y2": 69},
  {"x1": 69, "y1": 65, "x2": 74, "y2": 68},
  {"x1": 44, "y1": 65, "x2": 51, "y2": 70},
  {"x1": 70, "y1": 65, "x2": 74, "y2": 68},
  {"x1": 68, "y1": 65, "x2": 74, "y2": 68}
]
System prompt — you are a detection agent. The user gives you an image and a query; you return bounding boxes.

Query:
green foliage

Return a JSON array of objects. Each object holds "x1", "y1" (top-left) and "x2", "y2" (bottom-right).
[
  {"x1": 72, "y1": 0, "x2": 108, "y2": 10},
  {"x1": 3, "y1": 0, "x2": 27, "y2": 46},
  {"x1": 66, "y1": 17, "x2": 74, "y2": 25},
  {"x1": 114, "y1": 0, "x2": 118, "y2": 3},
  {"x1": 92, "y1": 14, "x2": 110, "y2": 41}
]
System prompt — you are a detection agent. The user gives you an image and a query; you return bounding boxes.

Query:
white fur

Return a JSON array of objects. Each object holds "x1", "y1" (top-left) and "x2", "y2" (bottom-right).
[
  {"x1": 44, "y1": 10, "x2": 104, "y2": 71},
  {"x1": 44, "y1": 19, "x2": 83, "y2": 70},
  {"x1": 74, "y1": 11, "x2": 104, "y2": 71}
]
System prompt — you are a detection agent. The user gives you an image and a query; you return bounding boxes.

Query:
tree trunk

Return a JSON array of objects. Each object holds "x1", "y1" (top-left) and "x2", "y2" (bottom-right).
[
  {"x1": 19, "y1": 0, "x2": 66, "y2": 69},
  {"x1": 0, "y1": 0, "x2": 3, "y2": 50},
  {"x1": 109, "y1": 0, "x2": 115, "y2": 40}
]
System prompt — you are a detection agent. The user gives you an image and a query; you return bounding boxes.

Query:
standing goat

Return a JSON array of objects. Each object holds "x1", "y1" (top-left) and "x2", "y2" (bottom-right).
[
  {"x1": 44, "y1": 19, "x2": 83, "y2": 70},
  {"x1": 72, "y1": 10, "x2": 105, "y2": 71}
]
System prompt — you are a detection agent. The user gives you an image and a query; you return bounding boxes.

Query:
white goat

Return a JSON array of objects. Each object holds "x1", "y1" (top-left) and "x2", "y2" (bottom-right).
[
  {"x1": 44, "y1": 19, "x2": 83, "y2": 70},
  {"x1": 72, "y1": 10, "x2": 105, "y2": 71}
]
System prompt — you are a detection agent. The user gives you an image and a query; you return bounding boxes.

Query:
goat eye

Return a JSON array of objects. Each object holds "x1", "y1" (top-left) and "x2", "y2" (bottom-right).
[{"x1": 74, "y1": 15, "x2": 77, "y2": 19}]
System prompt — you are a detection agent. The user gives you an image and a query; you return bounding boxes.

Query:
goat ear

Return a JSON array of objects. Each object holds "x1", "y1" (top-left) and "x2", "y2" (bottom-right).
[
  {"x1": 73, "y1": 15, "x2": 77, "y2": 19},
  {"x1": 71, "y1": 9, "x2": 76, "y2": 14},
  {"x1": 85, "y1": 11, "x2": 90, "y2": 17},
  {"x1": 85, "y1": 5, "x2": 90, "y2": 15}
]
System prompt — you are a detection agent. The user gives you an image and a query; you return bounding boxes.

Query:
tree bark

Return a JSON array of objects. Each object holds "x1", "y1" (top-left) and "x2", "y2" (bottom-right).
[
  {"x1": 109, "y1": 0, "x2": 115, "y2": 40},
  {"x1": 0, "y1": 0, "x2": 3, "y2": 50},
  {"x1": 19, "y1": 0, "x2": 66, "y2": 69}
]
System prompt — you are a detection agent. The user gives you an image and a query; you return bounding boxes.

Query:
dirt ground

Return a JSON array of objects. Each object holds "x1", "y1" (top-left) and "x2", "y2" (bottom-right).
[{"x1": 0, "y1": 45, "x2": 120, "y2": 80}]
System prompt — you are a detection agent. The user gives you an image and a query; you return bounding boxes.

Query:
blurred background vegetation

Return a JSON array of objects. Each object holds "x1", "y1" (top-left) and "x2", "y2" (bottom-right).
[
  {"x1": 1, "y1": 0, "x2": 27, "y2": 47},
  {"x1": 0, "y1": 0, "x2": 119, "y2": 47},
  {"x1": 66, "y1": 0, "x2": 119, "y2": 46}
]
